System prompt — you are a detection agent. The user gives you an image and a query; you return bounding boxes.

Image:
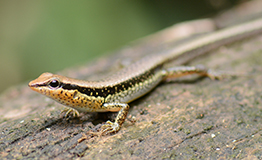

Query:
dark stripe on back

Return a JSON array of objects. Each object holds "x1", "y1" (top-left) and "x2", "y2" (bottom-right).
[{"x1": 61, "y1": 66, "x2": 162, "y2": 97}]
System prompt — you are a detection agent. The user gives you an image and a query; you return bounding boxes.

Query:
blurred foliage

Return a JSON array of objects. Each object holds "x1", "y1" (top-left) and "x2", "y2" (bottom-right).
[{"x1": 0, "y1": 0, "x2": 241, "y2": 93}]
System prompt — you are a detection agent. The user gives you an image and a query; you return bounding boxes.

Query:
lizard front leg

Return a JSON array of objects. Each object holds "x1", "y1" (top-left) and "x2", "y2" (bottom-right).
[{"x1": 101, "y1": 102, "x2": 130, "y2": 135}]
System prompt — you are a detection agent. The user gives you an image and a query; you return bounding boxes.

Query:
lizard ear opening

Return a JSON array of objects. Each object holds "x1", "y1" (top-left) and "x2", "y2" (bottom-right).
[{"x1": 48, "y1": 79, "x2": 61, "y2": 89}]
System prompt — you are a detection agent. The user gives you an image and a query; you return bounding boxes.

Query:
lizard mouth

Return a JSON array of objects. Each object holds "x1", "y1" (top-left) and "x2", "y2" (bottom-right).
[
  {"x1": 28, "y1": 80, "x2": 46, "y2": 92},
  {"x1": 28, "y1": 81, "x2": 43, "y2": 88},
  {"x1": 28, "y1": 81, "x2": 36, "y2": 88}
]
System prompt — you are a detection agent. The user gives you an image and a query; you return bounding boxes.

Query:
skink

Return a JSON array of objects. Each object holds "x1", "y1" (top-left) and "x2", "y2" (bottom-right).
[{"x1": 29, "y1": 18, "x2": 262, "y2": 135}]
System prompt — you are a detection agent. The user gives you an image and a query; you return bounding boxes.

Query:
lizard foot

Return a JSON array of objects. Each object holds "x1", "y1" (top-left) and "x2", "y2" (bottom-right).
[
  {"x1": 207, "y1": 69, "x2": 241, "y2": 80},
  {"x1": 101, "y1": 120, "x2": 120, "y2": 135},
  {"x1": 61, "y1": 108, "x2": 80, "y2": 118}
]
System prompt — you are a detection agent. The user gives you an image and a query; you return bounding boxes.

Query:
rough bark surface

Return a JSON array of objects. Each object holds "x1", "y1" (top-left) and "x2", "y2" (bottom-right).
[{"x1": 1, "y1": 9, "x2": 262, "y2": 160}]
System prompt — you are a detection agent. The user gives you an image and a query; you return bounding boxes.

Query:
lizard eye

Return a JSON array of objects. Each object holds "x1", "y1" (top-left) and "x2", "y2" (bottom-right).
[{"x1": 48, "y1": 79, "x2": 61, "y2": 89}]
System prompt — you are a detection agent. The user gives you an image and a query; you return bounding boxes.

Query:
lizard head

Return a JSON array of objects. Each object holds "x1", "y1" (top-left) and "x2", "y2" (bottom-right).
[
  {"x1": 28, "y1": 72, "x2": 62, "y2": 95},
  {"x1": 28, "y1": 72, "x2": 99, "y2": 110},
  {"x1": 28, "y1": 72, "x2": 79, "y2": 107}
]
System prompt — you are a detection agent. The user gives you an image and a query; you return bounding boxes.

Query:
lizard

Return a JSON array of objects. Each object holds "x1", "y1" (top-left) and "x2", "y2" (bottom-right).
[{"x1": 28, "y1": 18, "x2": 262, "y2": 135}]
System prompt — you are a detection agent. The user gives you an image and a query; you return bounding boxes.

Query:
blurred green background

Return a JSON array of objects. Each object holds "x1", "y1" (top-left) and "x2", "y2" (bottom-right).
[{"x1": 0, "y1": 0, "x2": 240, "y2": 94}]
